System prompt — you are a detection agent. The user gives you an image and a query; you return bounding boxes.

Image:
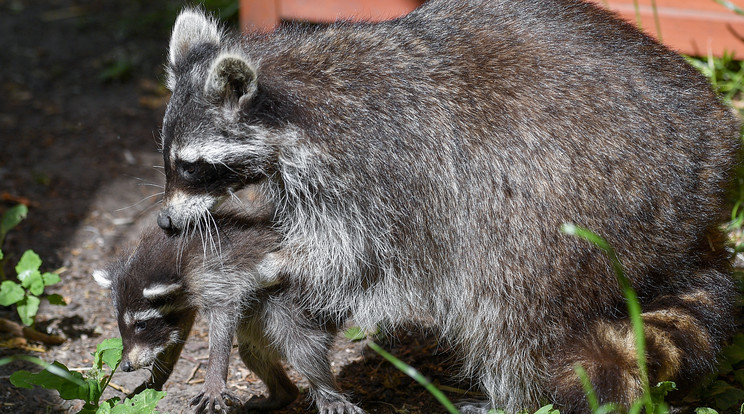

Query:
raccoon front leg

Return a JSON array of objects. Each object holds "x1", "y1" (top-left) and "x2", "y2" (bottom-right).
[
  {"x1": 191, "y1": 307, "x2": 241, "y2": 414},
  {"x1": 129, "y1": 311, "x2": 196, "y2": 396}
]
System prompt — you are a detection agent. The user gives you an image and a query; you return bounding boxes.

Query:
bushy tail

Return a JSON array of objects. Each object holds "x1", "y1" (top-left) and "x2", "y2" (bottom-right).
[{"x1": 548, "y1": 267, "x2": 735, "y2": 412}]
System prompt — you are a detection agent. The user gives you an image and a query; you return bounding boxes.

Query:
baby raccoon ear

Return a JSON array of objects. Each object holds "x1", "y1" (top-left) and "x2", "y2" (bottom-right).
[
  {"x1": 204, "y1": 53, "x2": 258, "y2": 111},
  {"x1": 169, "y1": 8, "x2": 222, "y2": 67},
  {"x1": 142, "y1": 283, "x2": 184, "y2": 300},
  {"x1": 92, "y1": 269, "x2": 112, "y2": 290}
]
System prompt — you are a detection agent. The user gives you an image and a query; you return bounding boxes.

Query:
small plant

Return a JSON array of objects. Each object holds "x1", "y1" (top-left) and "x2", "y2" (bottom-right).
[
  {"x1": 9, "y1": 337, "x2": 166, "y2": 413},
  {"x1": 0, "y1": 250, "x2": 66, "y2": 326},
  {"x1": 687, "y1": 53, "x2": 744, "y2": 104},
  {"x1": 0, "y1": 204, "x2": 66, "y2": 326}
]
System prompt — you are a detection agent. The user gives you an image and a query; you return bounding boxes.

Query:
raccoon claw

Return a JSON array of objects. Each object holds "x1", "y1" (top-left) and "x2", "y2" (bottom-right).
[{"x1": 190, "y1": 390, "x2": 238, "y2": 414}]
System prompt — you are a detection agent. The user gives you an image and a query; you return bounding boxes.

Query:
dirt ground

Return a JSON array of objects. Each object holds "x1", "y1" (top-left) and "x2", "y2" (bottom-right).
[{"x1": 0, "y1": 1, "x2": 468, "y2": 413}]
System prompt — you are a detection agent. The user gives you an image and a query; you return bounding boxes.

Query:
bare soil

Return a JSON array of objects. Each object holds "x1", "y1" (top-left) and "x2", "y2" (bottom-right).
[{"x1": 0, "y1": 1, "x2": 466, "y2": 413}]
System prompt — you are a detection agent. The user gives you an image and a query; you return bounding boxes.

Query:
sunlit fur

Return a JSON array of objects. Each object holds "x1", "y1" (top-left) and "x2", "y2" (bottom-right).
[{"x1": 158, "y1": 1, "x2": 741, "y2": 412}]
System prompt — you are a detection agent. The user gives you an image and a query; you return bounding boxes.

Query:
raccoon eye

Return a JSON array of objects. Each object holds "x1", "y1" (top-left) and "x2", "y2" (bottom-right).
[
  {"x1": 134, "y1": 321, "x2": 146, "y2": 333},
  {"x1": 179, "y1": 162, "x2": 197, "y2": 180}
]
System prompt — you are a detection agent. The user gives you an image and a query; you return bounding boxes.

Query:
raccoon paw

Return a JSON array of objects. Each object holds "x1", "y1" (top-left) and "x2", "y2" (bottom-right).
[
  {"x1": 190, "y1": 389, "x2": 239, "y2": 414},
  {"x1": 456, "y1": 400, "x2": 493, "y2": 414},
  {"x1": 316, "y1": 398, "x2": 366, "y2": 414}
]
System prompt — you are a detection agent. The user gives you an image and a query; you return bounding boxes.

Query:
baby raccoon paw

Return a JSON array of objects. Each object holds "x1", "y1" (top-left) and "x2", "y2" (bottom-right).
[
  {"x1": 317, "y1": 398, "x2": 366, "y2": 414},
  {"x1": 190, "y1": 388, "x2": 239, "y2": 414}
]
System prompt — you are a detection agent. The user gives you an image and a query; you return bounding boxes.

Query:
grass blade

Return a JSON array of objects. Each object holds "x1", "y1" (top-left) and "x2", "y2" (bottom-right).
[
  {"x1": 561, "y1": 223, "x2": 651, "y2": 413},
  {"x1": 367, "y1": 341, "x2": 460, "y2": 414},
  {"x1": 715, "y1": 0, "x2": 744, "y2": 15}
]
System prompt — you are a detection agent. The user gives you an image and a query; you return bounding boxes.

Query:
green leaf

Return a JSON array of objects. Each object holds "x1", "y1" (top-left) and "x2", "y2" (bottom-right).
[
  {"x1": 93, "y1": 398, "x2": 118, "y2": 414},
  {"x1": 17, "y1": 295, "x2": 40, "y2": 326},
  {"x1": 708, "y1": 380, "x2": 744, "y2": 411},
  {"x1": 719, "y1": 334, "x2": 744, "y2": 373},
  {"x1": 10, "y1": 361, "x2": 93, "y2": 401},
  {"x1": 110, "y1": 389, "x2": 166, "y2": 413},
  {"x1": 27, "y1": 276, "x2": 45, "y2": 296},
  {"x1": 16, "y1": 250, "x2": 42, "y2": 288},
  {"x1": 534, "y1": 405, "x2": 560, "y2": 414},
  {"x1": 45, "y1": 293, "x2": 67, "y2": 306},
  {"x1": 1, "y1": 204, "x2": 28, "y2": 242},
  {"x1": 695, "y1": 408, "x2": 719, "y2": 414},
  {"x1": 67, "y1": 377, "x2": 103, "y2": 404},
  {"x1": 344, "y1": 326, "x2": 367, "y2": 342},
  {"x1": 41, "y1": 272, "x2": 61, "y2": 286},
  {"x1": 0, "y1": 280, "x2": 25, "y2": 306},
  {"x1": 81, "y1": 403, "x2": 104, "y2": 414},
  {"x1": 95, "y1": 337, "x2": 123, "y2": 372},
  {"x1": 650, "y1": 381, "x2": 677, "y2": 404},
  {"x1": 2, "y1": 355, "x2": 85, "y2": 386},
  {"x1": 0, "y1": 248, "x2": 4, "y2": 260},
  {"x1": 15, "y1": 249, "x2": 41, "y2": 273}
]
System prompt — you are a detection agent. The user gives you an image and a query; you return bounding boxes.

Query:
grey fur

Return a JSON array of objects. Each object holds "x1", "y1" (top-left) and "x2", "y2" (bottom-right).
[{"x1": 156, "y1": 1, "x2": 741, "y2": 412}]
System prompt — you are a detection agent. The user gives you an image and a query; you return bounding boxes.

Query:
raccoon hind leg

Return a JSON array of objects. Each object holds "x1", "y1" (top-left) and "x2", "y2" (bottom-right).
[
  {"x1": 237, "y1": 344, "x2": 299, "y2": 411},
  {"x1": 548, "y1": 267, "x2": 734, "y2": 413},
  {"x1": 236, "y1": 322, "x2": 299, "y2": 411}
]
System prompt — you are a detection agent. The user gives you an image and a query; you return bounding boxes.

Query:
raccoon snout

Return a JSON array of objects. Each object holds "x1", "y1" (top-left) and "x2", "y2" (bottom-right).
[
  {"x1": 157, "y1": 209, "x2": 174, "y2": 232},
  {"x1": 121, "y1": 360, "x2": 134, "y2": 372}
]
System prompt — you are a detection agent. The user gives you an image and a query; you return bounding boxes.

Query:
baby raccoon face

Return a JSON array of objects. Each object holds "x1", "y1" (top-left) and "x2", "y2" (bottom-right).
[
  {"x1": 115, "y1": 283, "x2": 194, "y2": 372},
  {"x1": 93, "y1": 268, "x2": 195, "y2": 372},
  {"x1": 158, "y1": 10, "x2": 272, "y2": 233}
]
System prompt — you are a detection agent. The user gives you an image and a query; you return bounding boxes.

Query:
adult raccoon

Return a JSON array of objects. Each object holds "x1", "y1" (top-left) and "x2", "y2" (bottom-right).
[
  {"x1": 93, "y1": 215, "x2": 364, "y2": 414},
  {"x1": 155, "y1": 0, "x2": 741, "y2": 412}
]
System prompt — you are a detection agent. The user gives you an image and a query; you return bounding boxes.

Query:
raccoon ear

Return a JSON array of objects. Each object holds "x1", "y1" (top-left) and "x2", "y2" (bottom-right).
[
  {"x1": 204, "y1": 53, "x2": 258, "y2": 110},
  {"x1": 142, "y1": 283, "x2": 184, "y2": 300},
  {"x1": 92, "y1": 269, "x2": 112, "y2": 290},
  {"x1": 169, "y1": 8, "x2": 222, "y2": 67}
]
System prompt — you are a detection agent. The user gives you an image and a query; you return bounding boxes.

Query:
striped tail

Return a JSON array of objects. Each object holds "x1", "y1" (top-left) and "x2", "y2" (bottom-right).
[{"x1": 548, "y1": 268, "x2": 734, "y2": 412}]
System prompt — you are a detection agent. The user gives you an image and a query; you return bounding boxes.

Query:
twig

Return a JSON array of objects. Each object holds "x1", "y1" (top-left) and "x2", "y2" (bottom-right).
[
  {"x1": 187, "y1": 361, "x2": 202, "y2": 384},
  {"x1": 436, "y1": 384, "x2": 485, "y2": 397},
  {"x1": 0, "y1": 318, "x2": 65, "y2": 345},
  {"x1": 108, "y1": 382, "x2": 130, "y2": 394}
]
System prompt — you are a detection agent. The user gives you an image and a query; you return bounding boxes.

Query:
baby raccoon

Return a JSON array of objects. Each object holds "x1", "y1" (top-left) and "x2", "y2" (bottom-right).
[
  {"x1": 93, "y1": 216, "x2": 362, "y2": 414},
  {"x1": 154, "y1": 0, "x2": 741, "y2": 412}
]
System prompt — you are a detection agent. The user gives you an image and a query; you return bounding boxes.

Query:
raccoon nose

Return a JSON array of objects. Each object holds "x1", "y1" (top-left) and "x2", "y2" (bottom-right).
[
  {"x1": 157, "y1": 210, "x2": 173, "y2": 231},
  {"x1": 121, "y1": 360, "x2": 134, "y2": 372}
]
